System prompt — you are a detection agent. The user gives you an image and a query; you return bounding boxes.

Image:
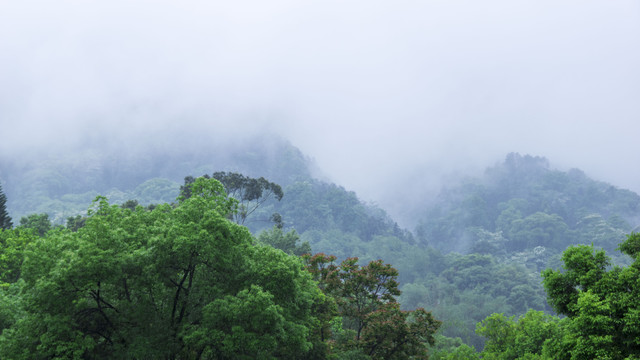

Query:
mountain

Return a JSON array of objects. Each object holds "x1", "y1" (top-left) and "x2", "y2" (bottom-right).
[
  {"x1": 0, "y1": 136, "x2": 311, "y2": 223},
  {"x1": 2, "y1": 141, "x2": 640, "y2": 351},
  {"x1": 416, "y1": 153, "x2": 639, "y2": 261}
]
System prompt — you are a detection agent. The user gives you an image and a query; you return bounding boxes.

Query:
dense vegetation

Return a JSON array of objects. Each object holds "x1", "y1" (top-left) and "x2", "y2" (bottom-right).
[
  {"x1": 416, "y1": 153, "x2": 639, "y2": 258},
  {"x1": 0, "y1": 178, "x2": 439, "y2": 359},
  {"x1": 474, "y1": 233, "x2": 640, "y2": 359},
  {"x1": 407, "y1": 153, "x2": 640, "y2": 350},
  {"x1": 2, "y1": 139, "x2": 640, "y2": 357}
]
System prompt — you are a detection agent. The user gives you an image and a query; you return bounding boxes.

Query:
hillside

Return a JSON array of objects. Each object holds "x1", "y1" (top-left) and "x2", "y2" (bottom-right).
[
  {"x1": 0, "y1": 136, "x2": 413, "y2": 259},
  {"x1": 2, "y1": 143, "x2": 640, "y2": 351},
  {"x1": 416, "y1": 153, "x2": 639, "y2": 262},
  {"x1": 0, "y1": 137, "x2": 312, "y2": 224}
]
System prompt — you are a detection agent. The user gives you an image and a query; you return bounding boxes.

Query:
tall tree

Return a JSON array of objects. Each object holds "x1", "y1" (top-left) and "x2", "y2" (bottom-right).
[
  {"x1": 0, "y1": 184, "x2": 11, "y2": 230},
  {"x1": 181, "y1": 172, "x2": 284, "y2": 226},
  {"x1": 303, "y1": 253, "x2": 441, "y2": 359},
  {"x1": 212, "y1": 171, "x2": 283, "y2": 225}
]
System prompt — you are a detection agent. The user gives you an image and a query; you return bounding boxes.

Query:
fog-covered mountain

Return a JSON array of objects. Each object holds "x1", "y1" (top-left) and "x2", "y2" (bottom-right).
[{"x1": 2, "y1": 137, "x2": 640, "y2": 351}]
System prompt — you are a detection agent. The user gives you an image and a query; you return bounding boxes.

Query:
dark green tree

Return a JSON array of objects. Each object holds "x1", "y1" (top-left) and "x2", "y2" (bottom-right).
[
  {"x1": 0, "y1": 184, "x2": 11, "y2": 230},
  {"x1": 18, "y1": 213, "x2": 51, "y2": 237},
  {"x1": 257, "y1": 227, "x2": 311, "y2": 256},
  {"x1": 212, "y1": 171, "x2": 283, "y2": 225},
  {"x1": 66, "y1": 215, "x2": 86, "y2": 232},
  {"x1": 303, "y1": 253, "x2": 441, "y2": 359},
  {"x1": 120, "y1": 199, "x2": 139, "y2": 211}
]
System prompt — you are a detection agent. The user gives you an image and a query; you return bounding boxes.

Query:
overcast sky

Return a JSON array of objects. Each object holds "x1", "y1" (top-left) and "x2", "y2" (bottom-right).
[{"x1": 1, "y1": 0, "x2": 639, "y2": 212}]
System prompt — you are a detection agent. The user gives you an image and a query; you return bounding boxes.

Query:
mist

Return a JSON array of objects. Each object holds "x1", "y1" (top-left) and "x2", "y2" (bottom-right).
[{"x1": 1, "y1": 0, "x2": 639, "y2": 223}]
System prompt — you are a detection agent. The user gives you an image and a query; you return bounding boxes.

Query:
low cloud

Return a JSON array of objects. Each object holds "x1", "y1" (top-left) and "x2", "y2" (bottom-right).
[{"x1": 1, "y1": 0, "x2": 638, "y2": 214}]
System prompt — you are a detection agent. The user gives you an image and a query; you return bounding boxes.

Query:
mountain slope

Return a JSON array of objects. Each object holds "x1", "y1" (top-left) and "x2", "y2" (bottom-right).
[{"x1": 416, "y1": 153, "x2": 639, "y2": 260}]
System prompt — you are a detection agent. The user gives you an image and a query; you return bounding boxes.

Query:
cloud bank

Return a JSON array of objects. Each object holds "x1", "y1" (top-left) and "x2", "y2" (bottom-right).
[{"x1": 1, "y1": 0, "x2": 639, "y2": 213}]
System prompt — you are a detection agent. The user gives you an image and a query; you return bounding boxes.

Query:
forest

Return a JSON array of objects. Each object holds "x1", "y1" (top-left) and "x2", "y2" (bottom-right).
[{"x1": 1, "y1": 138, "x2": 639, "y2": 359}]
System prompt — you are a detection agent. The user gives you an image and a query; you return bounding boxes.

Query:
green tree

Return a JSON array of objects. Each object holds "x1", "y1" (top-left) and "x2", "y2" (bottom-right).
[
  {"x1": 18, "y1": 213, "x2": 51, "y2": 237},
  {"x1": 476, "y1": 310, "x2": 563, "y2": 359},
  {"x1": 0, "y1": 184, "x2": 12, "y2": 230},
  {"x1": 429, "y1": 335, "x2": 480, "y2": 360},
  {"x1": 257, "y1": 226, "x2": 311, "y2": 256},
  {"x1": 212, "y1": 171, "x2": 283, "y2": 225},
  {"x1": 0, "y1": 228, "x2": 39, "y2": 287},
  {"x1": 333, "y1": 257, "x2": 402, "y2": 341},
  {"x1": 120, "y1": 199, "x2": 139, "y2": 211},
  {"x1": 66, "y1": 214, "x2": 86, "y2": 232},
  {"x1": 303, "y1": 254, "x2": 441, "y2": 359},
  {"x1": 181, "y1": 172, "x2": 284, "y2": 226},
  {"x1": 361, "y1": 303, "x2": 440, "y2": 359},
  {"x1": 507, "y1": 212, "x2": 572, "y2": 251},
  {"x1": 541, "y1": 233, "x2": 640, "y2": 359},
  {"x1": 0, "y1": 178, "x2": 323, "y2": 359}
]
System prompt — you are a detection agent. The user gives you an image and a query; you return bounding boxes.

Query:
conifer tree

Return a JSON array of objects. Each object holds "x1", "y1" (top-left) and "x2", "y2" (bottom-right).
[{"x1": 0, "y1": 184, "x2": 12, "y2": 229}]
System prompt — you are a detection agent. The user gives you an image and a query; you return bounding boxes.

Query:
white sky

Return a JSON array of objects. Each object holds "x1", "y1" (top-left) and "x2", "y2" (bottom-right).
[{"x1": 1, "y1": 0, "x2": 639, "y2": 214}]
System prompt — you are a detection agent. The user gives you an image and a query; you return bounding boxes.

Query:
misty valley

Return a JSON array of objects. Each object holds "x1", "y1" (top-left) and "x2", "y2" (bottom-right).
[{"x1": 1, "y1": 138, "x2": 639, "y2": 359}]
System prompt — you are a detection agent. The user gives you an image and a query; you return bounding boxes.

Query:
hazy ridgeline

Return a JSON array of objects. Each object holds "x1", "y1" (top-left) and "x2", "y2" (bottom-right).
[{"x1": 1, "y1": 137, "x2": 639, "y2": 355}]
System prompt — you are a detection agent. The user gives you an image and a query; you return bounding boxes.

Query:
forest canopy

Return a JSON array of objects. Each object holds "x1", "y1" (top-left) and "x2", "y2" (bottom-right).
[
  {"x1": 0, "y1": 178, "x2": 324, "y2": 358},
  {"x1": 2, "y1": 144, "x2": 640, "y2": 357},
  {"x1": 0, "y1": 177, "x2": 440, "y2": 359}
]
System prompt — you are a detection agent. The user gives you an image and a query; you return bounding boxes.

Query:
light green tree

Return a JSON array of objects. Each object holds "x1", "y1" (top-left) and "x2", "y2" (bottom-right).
[
  {"x1": 541, "y1": 233, "x2": 640, "y2": 359},
  {"x1": 476, "y1": 310, "x2": 563, "y2": 359},
  {"x1": 0, "y1": 178, "x2": 323, "y2": 359}
]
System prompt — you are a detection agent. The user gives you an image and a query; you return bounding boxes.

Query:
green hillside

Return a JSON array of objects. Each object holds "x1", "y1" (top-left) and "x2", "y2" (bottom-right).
[
  {"x1": 416, "y1": 153, "x2": 639, "y2": 262},
  {"x1": 1, "y1": 142, "x2": 639, "y2": 355}
]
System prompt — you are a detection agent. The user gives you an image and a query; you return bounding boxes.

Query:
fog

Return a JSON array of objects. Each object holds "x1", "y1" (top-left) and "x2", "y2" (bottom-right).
[{"x1": 1, "y1": 0, "x2": 639, "y2": 221}]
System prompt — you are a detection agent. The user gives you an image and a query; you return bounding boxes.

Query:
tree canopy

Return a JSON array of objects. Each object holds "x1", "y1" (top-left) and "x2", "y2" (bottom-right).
[
  {"x1": 303, "y1": 253, "x2": 441, "y2": 359},
  {"x1": 181, "y1": 172, "x2": 284, "y2": 227},
  {"x1": 471, "y1": 233, "x2": 640, "y2": 359},
  {"x1": 540, "y1": 233, "x2": 640, "y2": 359},
  {"x1": 0, "y1": 178, "x2": 323, "y2": 359}
]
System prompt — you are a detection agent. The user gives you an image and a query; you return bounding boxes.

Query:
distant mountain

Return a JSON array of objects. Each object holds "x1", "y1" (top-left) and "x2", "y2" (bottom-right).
[
  {"x1": 0, "y1": 136, "x2": 312, "y2": 223},
  {"x1": 415, "y1": 152, "x2": 640, "y2": 262},
  {"x1": 3, "y1": 143, "x2": 640, "y2": 351},
  {"x1": 0, "y1": 135, "x2": 411, "y2": 250}
]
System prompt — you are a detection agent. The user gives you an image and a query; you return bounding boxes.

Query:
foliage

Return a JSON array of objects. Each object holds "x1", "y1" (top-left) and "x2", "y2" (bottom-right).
[
  {"x1": 416, "y1": 153, "x2": 639, "y2": 256},
  {"x1": 407, "y1": 153, "x2": 640, "y2": 348},
  {"x1": 428, "y1": 335, "x2": 481, "y2": 360},
  {"x1": 400, "y1": 252, "x2": 549, "y2": 349},
  {"x1": 66, "y1": 214, "x2": 87, "y2": 232},
  {"x1": 541, "y1": 233, "x2": 640, "y2": 359},
  {"x1": 181, "y1": 172, "x2": 283, "y2": 227},
  {"x1": 476, "y1": 310, "x2": 563, "y2": 359},
  {"x1": 0, "y1": 184, "x2": 11, "y2": 229},
  {"x1": 277, "y1": 180, "x2": 411, "y2": 244},
  {"x1": 257, "y1": 226, "x2": 311, "y2": 256},
  {"x1": 303, "y1": 253, "x2": 441, "y2": 359},
  {"x1": 4, "y1": 145, "x2": 640, "y2": 354},
  {"x1": 18, "y1": 213, "x2": 51, "y2": 237},
  {"x1": 0, "y1": 228, "x2": 39, "y2": 288},
  {"x1": 0, "y1": 136, "x2": 312, "y2": 222},
  {"x1": 0, "y1": 178, "x2": 323, "y2": 359}
]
